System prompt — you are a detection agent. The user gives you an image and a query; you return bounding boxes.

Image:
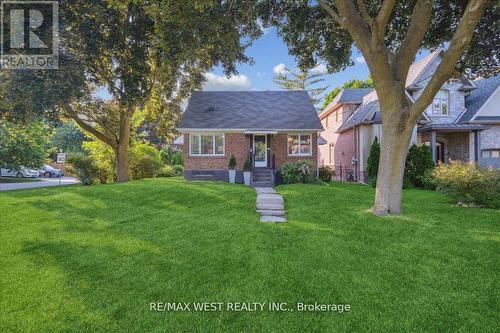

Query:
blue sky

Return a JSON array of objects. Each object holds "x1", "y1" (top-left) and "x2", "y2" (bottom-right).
[{"x1": 203, "y1": 27, "x2": 370, "y2": 95}]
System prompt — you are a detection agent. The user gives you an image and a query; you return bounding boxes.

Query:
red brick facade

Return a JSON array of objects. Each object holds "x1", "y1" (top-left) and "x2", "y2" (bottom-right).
[
  {"x1": 183, "y1": 133, "x2": 249, "y2": 171},
  {"x1": 269, "y1": 133, "x2": 318, "y2": 170},
  {"x1": 183, "y1": 132, "x2": 318, "y2": 171}
]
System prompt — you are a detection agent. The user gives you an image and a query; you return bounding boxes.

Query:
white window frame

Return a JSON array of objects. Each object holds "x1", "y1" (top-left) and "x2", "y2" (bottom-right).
[
  {"x1": 189, "y1": 133, "x2": 225, "y2": 156},
  {"x1": 287, "y1": 133, "x2": 312, "y2": 156},
  {"x1": 432, "y1": 90, "x2": 450, "y2": 116}
]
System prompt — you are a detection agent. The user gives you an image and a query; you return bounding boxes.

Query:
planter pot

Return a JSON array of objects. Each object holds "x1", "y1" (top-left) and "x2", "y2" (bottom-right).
[
  {"x1": 228, "y1": 170, "x2": 236, "y2": 183},
  {"x1": 243, "y1": 171, "x2": 251, "y2": 185}
]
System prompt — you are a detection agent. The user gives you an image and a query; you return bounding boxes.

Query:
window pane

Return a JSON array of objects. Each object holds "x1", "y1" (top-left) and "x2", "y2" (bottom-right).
[
  {"x1": 288, "y1": 135, "x2": 299, "y2": 155},
  {"x1": 441, "y1": 101, "x2": 447, "y2": 115},
  {"x1": 433, "y1": 100, "x2": 440, "y2": 115},
  {"x1": 482, "y1": 150, "x2": 490, "y2": 158},
  {"x1": 300, "y1": 135, "x2": 311, "y2": 154},
  {"x1": 215, "y1": 134, "x2": 224, "y2": 155},
  {"x1": 201, "y1": 135, "x2": 213, "y2": 155},
  {"x1": 190, "y1": 135, "x2": 200, "y2": 155},
  {"x1": 492, "y1": 150, "x2": 500, "y2": 158}
]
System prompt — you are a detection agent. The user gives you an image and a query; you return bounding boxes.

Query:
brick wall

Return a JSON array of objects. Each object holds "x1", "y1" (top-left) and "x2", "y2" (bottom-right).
[
  {"x1": 269, "y1": 132, "x2": 318, "y2": 170},
  {"x1": 318, "y1": 104, "x2": 354, "y2": 167},
  {"x1": 183, "y1": 132, "x2": 318, "y2": 172},
  {"x1": 183, "y1": 133, "x2": 249, "y2": 171}
]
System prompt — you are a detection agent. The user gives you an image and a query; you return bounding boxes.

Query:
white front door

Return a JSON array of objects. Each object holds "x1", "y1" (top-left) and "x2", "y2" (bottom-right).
[{"x1": 254, "y1": 135, "x2": 267, "y2": 167}]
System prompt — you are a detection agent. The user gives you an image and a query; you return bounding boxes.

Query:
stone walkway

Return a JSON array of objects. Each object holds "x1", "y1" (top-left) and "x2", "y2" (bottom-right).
[{"x1": 255, "y1": 187, "x2": 286, "y2": 222}]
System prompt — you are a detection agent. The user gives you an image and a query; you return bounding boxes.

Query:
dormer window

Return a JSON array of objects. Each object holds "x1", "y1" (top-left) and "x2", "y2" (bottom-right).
[{"x1": 432, "y1": 90, "x2": 449, "y2": 116}]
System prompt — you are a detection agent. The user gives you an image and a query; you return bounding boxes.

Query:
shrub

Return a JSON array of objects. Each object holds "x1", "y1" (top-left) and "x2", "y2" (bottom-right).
[
  {"x1": 433, "y1": 161, "x2": 500, "y2": 208},
  {"x1": 243, "y1": 159, "x2": 252, "y2": 172},
  {"x1": 67, "y1": 153, "x2": 98, "y2": 185},
  {"x1": 129, "y1": 143, "x2": 163, "y2": 180},
  {"x1": 281, "y1": 160, "x2": 315, "y2": 184},
  {"x1": 405, "y1": 144, "x2": 435, "y2": 188},
  {"x1": 228, "y1": 155, "x2": 237, "y2": 170},
  {"x1": 318, "y1": 166, "x2": 333, "y2": 182},
  {"x1": 367, "y1": 137, "x2": 380, "y2": 180},
  {"x1": 172, "y1": 164, "x2": 184, "y2": 176},
  {"x1": 157, "y1": 165, "x2": 175, "y2": 177},
  {"x1": 160, "y1": 146, "x2": 183, "y2": 166}
]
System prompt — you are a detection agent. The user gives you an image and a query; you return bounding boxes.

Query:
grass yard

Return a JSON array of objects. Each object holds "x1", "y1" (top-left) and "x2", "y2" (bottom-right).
[{"x1": 0, "y1": 178, "x2": 498, "y2": 332}]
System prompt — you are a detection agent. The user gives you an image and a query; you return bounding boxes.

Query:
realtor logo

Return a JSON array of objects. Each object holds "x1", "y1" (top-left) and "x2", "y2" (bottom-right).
[{"x1": 1, "y1": 1, "x2": 58, "y2": 69}]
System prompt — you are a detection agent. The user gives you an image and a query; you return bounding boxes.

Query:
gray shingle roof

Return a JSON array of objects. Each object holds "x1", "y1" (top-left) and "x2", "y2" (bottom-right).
[
  {"x1": 179, "y1": 91, "x2": 323, "y2": 130},
  {"x1": 334, "y1": 88, "x2": 373, "y2": 104},
  {"x1": 337, "y1": 100, "x2": 380, "y2": 133},
  {"x1": 459, "y1": 74, "x2": 500, "y2": 123}
]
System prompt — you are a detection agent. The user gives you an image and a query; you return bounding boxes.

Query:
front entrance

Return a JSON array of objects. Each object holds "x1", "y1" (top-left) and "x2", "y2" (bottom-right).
[{"x1": 254, "y1": 135, "x2": 267, "y2": 167}]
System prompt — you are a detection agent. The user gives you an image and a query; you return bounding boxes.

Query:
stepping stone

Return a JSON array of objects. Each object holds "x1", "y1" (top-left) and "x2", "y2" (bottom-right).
[
  {"x1": 256, "y1": 203, "x2": 284, "y2": 210},
  {"x1": 257, "y1": 209, "x2": 285, "y2": 216},
  {"x1": 260, "y1": 216, "x2": 287, "y2": 223},
  {"x1": 257, "y1": 194, "x2": 284, "y2": 205},
  {"x1": 254, "y1": 187, "x2": 276, "y2": 194}
]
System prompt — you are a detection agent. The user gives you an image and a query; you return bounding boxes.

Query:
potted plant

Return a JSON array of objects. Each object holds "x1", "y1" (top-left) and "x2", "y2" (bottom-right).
[
  {"x1": 228, "y1": 155, "x2": 237, "y2": 183},
  {"x1": 243, "y1": 158, "x2": 252, "y2": 185}
]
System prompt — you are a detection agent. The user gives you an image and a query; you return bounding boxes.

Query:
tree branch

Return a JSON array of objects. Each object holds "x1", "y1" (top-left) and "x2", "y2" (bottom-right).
[
  {"x1": 394, "y1": 0, "x2": 433, "y2": 79},
  {"x1": 356, "y1": 0, "x2": 373, "y2": 26},
  {"x1": 317, "y1": 0, "x2": 344, "y2": 28},
  {"x1": 62, "y1": 103, "x2": 117, "y2": 148},
  {"x1": 374, "y1": 0, "x2": 396, "y2": 39},
  {"x1": 410, "y1": 0, "x2": 489, "y2": 122}
]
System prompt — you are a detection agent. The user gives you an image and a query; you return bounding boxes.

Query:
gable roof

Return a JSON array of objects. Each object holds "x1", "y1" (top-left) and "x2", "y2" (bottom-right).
[
  {"x1": 319, "y1": 88, "x2": 373, "y2": 119},
  {"x1": 458, "y1": 74, "x2": 500, "y2": 123},
  {"x1": 336, "y1": 100, "x2": 380, "y2": 133},
  {"x1": 178, "y1": 91, "x2": 323, "y2": 131}
]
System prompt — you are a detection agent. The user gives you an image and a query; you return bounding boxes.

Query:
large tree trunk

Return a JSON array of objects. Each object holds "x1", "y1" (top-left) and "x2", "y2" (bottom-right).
[
  {"x1": 372, "y1": 97, "x2": 415, "y2": 215},
  {"x1": 116, "y1": 114, "x2": 131, "y2": 183}
]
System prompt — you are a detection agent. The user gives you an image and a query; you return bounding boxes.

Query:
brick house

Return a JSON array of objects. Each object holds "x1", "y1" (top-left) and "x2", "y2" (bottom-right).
[
  {"x1": 178, "y1": 91, "x2": 323, "y2": 186},
  {"x1": 319, "y1": 50, "x2": 500, "y2": 182}
]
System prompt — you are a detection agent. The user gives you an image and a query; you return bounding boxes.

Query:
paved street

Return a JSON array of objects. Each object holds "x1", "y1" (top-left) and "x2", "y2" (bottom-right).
[{"x1": 0, "y1": 177, "x2": 78, "y2": 191}]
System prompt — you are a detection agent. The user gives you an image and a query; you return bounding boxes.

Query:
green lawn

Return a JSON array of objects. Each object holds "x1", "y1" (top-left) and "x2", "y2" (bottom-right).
[{"x1": 0, "y1": 178, "x2": 498, "y2": 332}]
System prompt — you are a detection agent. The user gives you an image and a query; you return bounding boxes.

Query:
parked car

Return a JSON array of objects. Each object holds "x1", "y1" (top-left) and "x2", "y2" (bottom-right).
[
  {"x1": 39, "y1": 164, "x2": 64, "y2": 178},
  {"x1": 0, "y1": 166, "x2": 38, "y2": 178},
  {"x1": 29, "y1": 169, "x2": 40, "y2": 177}
]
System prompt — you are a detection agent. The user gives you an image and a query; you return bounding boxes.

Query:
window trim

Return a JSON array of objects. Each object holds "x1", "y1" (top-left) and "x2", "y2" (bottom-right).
[
  {"x1": 189, "y1": 133, "x2": 225, "y2": 157},
  {"x1": 329, "y1": 142, "x2": 335, "y2": 165},
  {"x1": 431, "y1": 90, "x2": 450, "y2": 116},
  {"x1": 287, "y1": 133, "x2": 313, "y2": 157}
]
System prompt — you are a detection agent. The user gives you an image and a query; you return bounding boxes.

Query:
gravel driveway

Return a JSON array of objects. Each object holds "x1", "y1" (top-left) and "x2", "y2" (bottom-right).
[{"x1": 0, "y1": 177, "x2": 78, "y2": 191}]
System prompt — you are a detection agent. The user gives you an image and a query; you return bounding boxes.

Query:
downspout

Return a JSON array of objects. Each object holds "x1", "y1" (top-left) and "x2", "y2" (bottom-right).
[{"x1": 317, "y1": 131, "x2": 320, "y2": 178}]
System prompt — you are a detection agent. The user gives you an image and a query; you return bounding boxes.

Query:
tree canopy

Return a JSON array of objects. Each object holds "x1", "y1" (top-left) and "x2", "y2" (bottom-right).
[
  {"x1": 259, "y1": 1, "x2": 498, "y2": 78},
  {"x1": 322, "y1": 77, "x2": 373, "y2": 109}
]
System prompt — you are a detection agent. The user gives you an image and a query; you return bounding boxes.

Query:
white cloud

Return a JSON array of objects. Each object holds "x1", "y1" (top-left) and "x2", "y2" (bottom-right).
[
  {"x1": 203, "y1": 73, "x2": 252, "y2": 91},
  {"x1": 310, "y1": 63, "x2": 328, "y2": 74},
  {"x1": 273, "y1": 63, "x2": 288, "y2": 75},
  {"x1": 355, "y1": 56, "x2": 366, "y2": 64}
]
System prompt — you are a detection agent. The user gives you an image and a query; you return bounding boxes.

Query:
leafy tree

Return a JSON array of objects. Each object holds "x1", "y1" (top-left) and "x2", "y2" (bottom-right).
[
  {"x1": 261, "y1": 0, "x2": 497, "y2": 214},
  {"x1": 4, "y1": 0, "x2": 262, "y2": 183},
  {"x1": 322, "y1": 77, "x2": 373, "y2": 108},
  {"x1": 273, "y1": 67, "x2": 329, "y2": 105},
  {"x1": 50, "y1": 122, "x2": 86, "y2": 154},
  {"x1": 0, "y1": 120, "x2": 52, "y2": 170},
  {"x1": 366, "y1": 136, "x2": 380, "y2": 181}
]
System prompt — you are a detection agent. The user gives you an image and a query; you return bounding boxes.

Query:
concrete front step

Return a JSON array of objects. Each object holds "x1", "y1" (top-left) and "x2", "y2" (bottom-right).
[
  {"x1": 252, "y1": 181, "x2": 273, "y2": 187},
  {"x1": 257, "y1": 194, "x2": 284, "y2": 203},
  {"x1": 257, "y1": 209, "x2": 285, "y2": 216},
  {"x1": 256, "y1": 203, "x2": 284, "y2": 210},
  {"x1": 254, "y1": 187, "x2": 276, "y2": 194},
  {"x1": 260, "y1": 216, "x2": 286, "y2": 222}
]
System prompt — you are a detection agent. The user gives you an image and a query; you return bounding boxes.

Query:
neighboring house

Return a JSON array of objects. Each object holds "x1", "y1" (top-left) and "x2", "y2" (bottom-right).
[
  {"x1": 178, "y1": 91, "x2": 323, "y2": 186},
  {"x1": 319, "y1": 50, "x2": 500, "y2": 182}
]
